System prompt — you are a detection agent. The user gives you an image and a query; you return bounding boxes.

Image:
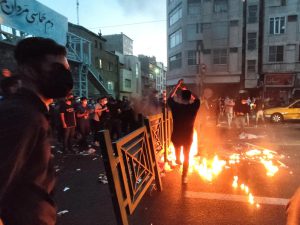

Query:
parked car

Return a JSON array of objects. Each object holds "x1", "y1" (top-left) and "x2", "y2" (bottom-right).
[{"x1": 264, "y1": 99, "x2": 300, "y2": 123}]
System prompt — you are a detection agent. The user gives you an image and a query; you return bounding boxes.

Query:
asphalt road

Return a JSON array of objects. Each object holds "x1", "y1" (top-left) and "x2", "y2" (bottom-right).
[{"x1": 54, "y1": 123, "x2": 300, "y2": 225}]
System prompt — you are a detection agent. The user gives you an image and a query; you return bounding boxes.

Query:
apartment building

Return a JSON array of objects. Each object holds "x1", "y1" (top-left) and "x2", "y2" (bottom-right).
[{"x1": 167, "y1": 0, "x2": 300, "y2": 100}]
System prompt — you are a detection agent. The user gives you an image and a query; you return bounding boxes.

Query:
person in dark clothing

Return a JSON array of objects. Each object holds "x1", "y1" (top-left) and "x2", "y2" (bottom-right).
[
  {"x1": 167, "y1": 79, "x2": 200, "y2": 184},
  {"x1": 76, "y1": 97, "x2": 91, "y2": 151},
  {"x1": 108, "y1": 97, "x2": 122, "y2": 140},
  {"x1": 234, "y1": 98, "x2": 248, "y2": 131},
  {"x1": 0, "y1": 76, "x2": 21, "y2": 99},
  {"x1": 60, "y1": 95, "x2": 76, "y2": 153},
  {"x1": 120, "y1": 96, "x2": 135, "y2": 135},
  {"x1": 0, "y1": 37, "x2": 73, "y2": 225}
]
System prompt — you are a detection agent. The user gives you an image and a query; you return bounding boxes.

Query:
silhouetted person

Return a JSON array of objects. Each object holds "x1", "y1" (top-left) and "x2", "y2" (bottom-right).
[
  {"x1": 167, "y1": 79, "x2": 200, "y2": 184},
  {"x1": 0, "y1": 76, "x2": 20, "y2": 99},
  {"x1": 0, "y1": 37, "x2": 73, "y2": 225}
]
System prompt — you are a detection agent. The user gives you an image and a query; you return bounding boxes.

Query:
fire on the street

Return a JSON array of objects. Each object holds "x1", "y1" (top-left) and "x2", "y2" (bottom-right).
[{"x1": 164, "y1": 130, "x2": 288, "y2": 208}]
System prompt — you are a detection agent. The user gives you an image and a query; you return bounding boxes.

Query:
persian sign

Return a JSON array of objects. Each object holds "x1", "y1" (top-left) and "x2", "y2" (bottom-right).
[
  {"x1": 265, "y1": 73, "x2": 295, "y2": 87},
  {"x1": 0, "y1": 0, "x2": 67, "y2": 44}
]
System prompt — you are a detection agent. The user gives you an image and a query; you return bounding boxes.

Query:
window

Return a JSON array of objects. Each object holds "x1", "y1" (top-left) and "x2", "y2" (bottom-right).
[
  {"x1": 99, "y1": 59, "x2": 102, "y2": 69},
  {"x1": 125, "y1": 79, "x2": 131, "y2": 88},
  {"x1": 270, "y1": 17, "x2": 285, "y2": 34},
  {"x1": 188, "y1": 50, "x2": 197, "y2": 65},
  {"x1": 203, "y1": 49, "x2": 211, "y2": 54},
  {"x1": 248, "y1": 5, "x2": 258, "y2": 23},
  {"x1": 169, "y1": 52, "x2": 182, "y2": 70},
  {"x1": 213, "y1": 49, "x2": 227, "y2": 64},
  {"x1": 95, "y1": 40, "x2": 98, "y2": 48},
  {"x1": 247, "y1": 32, "x2": 257, "y2": 50},
  {"x1": 107, "y1": 81, "x2": 114, "y2": 90},
  {"x1": 269, "y1": 46, "x2": 284, "y2": 62},
  {"x1": 108, "y1": 62, "x2": 113, "y2": 71},
  {"x1": 230, "y1": 20, "x2": 239, "y2": 26},
  {"x1": 188, "y1": 0, "x2": 201, "y2": 15},
  {"x1": 247, "y1": 60, "x2": 256, "y2": 72},
  {"x1": 288, "y1": 15, "x2": 298, "y2": 22},
  {"x1": 230, "y1": 47, "x2": 238, "y2": 53},
  {"x1": 169, "y1": 4, "x2": 182, "y2": 26},
  {"x1": 135, "y1": 63, "x2": 139, "y2": 78},
  {"x1": 214, "y1": 0, "x2": 227, "y2": 13},
  {"x1": 281, "y1": 0, "x2": 286, "y2": 6},
  {"x1": 169, "y1": 29, "x2": 182, "y2": 48}
]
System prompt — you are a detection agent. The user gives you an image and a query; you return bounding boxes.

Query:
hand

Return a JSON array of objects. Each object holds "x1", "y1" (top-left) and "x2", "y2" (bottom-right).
[
  {"x1": 177, "y1": 79, "x2": 184, "y2": 85},
  {"x1": 63, "y1": 123, "x2": 67, "y2": 129}
]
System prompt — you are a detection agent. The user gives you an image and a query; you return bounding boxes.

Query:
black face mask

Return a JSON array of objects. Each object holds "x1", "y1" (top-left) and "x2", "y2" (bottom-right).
[{"x1": 38, "y1": 63, "x2": 73, "y2": 99}]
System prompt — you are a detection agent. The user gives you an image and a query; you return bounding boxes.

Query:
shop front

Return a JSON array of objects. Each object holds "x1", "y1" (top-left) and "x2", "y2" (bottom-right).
[{"x1": 264, "y1": 73, "x2": 295, "y2": 105}]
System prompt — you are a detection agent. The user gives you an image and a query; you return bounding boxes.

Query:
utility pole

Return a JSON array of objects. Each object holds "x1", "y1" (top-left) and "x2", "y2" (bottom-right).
[
  {"x1": 76, "y1": 0, "x2": 79, "y2": 25},
  {"x1": 241, "y1": 0, "x2": 247, "y2": 90}
]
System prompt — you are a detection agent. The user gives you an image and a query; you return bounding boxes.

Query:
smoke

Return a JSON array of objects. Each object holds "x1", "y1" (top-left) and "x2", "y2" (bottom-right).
[{"x1": 115, "y1": 0, "x2": 165, "y2": 18}]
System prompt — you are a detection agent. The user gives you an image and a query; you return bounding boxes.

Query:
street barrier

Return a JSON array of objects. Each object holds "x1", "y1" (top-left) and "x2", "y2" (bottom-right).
[{"x1": 98, "y1": 125, "x2": 163, "y2": 225}]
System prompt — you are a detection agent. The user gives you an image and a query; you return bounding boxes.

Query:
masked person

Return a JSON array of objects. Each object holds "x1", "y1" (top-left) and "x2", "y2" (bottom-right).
[
  {"x1": 76, "y1": 97, "x2": 91, "y2": 151},
  {"x1": 0, "y1": 37, "x2": 73, "y2": 225},
  {"x1": 60, "y1": 94, "x2": 76, "y2": 153},
  {"x1": 167, "y1": 79, "x2": 200, "y2": 184}
]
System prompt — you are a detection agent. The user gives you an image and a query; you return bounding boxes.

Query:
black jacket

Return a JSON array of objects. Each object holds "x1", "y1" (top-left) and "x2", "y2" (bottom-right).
[{"x1": 0, "y1": 88, "x2": 56, "y2": 225}]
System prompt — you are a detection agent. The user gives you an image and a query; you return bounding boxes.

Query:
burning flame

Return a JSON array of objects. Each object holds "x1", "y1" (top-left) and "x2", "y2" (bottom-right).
[{"x1": 163, "y1": 129, "x2": 288, "y2": 208}]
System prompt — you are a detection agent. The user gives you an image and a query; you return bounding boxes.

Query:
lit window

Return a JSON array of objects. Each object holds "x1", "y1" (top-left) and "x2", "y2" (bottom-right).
[
  {"x1": 107, "y1": 81, "x2": 114, "y2": 90},
  {"x1": 99, "y1": 59, "x2": 102, "y2": 69}
]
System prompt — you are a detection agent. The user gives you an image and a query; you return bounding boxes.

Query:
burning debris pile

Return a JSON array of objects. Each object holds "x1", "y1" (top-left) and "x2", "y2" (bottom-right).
[{"x1": 162, "y1": 130, "x2": 289, "y2": 207}]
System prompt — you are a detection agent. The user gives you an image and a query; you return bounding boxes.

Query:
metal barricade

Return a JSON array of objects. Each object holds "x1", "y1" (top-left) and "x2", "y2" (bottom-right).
[{"x1": 98, "y1": 126, "x2": 162, "y2": 225}]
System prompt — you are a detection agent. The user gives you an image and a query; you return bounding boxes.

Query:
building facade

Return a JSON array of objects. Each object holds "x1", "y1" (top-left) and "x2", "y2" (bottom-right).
[
  {"x1": 115, "y1": 51, "x2": 142, "y2": 99},
  {"x1": 167, "y1": 0, "x2": 300, "y2": 100},
  {"x1": 262, "y1": 0, "x2": 300, "y2": 101},
  {"x1": 68, "y1": 23, "x2": 119, "y2": 98},
  {"x1": 103, "y1": 33, "x2": 133, "y2": 55}
]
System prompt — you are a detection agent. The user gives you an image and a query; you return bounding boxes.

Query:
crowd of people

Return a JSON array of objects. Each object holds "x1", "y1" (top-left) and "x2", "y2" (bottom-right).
[{"x1": 0, "y1": 37, "x2": 299, "y2": 225}]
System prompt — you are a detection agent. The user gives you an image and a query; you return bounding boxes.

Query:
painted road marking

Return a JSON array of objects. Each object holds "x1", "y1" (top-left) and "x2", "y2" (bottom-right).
[{"x1": 185, "y1": 191, "x2": 289, "y2": 206}]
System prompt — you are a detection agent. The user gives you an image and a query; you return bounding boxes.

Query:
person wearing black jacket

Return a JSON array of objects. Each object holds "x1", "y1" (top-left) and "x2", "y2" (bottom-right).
[
  {"x1": 0, "y1": 37, "x2": 73, "y2": 225},
  {"x1": 167, "y1": 79, "x2": 200, "y2": 184}
]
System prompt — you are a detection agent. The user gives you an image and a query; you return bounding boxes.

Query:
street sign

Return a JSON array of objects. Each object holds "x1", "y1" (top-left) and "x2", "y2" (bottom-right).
[{"x1": 0, "y1": 0, "x2": 68, "y2": 44}]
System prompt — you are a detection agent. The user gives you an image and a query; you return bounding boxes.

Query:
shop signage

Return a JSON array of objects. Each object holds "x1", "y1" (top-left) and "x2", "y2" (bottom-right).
[{"x1": 264, "y1": 73, "x2": 295, "y2": 87}]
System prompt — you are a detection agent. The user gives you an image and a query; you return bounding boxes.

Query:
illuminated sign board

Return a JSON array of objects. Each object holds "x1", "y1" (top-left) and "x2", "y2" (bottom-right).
[{"x1": 0, "y1": 0, "x2": 67, "y2": 45}]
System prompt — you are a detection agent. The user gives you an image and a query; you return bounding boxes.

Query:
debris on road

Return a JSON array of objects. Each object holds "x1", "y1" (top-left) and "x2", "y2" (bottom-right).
[
  {"x1": 63, "y1": 187, "x2": 70, "y2": 192},
  {"x1": 98, "y1": 173, "x2": 108, "y2": 184},
  {"x1": 57, "y1": 210, "x2": 69, "y2": 216}
]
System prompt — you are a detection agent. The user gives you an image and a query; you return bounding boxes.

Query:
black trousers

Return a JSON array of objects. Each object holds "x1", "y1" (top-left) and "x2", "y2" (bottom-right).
[
  {"x1": 174, "y1": 142, "x2": 192, "y2": 177},
  {"x1": 62, "y1": 127, "x2": 75, "y2": 152},
  {"x1": 78, "y1": 120, "x2": 90, "y2": 150}
]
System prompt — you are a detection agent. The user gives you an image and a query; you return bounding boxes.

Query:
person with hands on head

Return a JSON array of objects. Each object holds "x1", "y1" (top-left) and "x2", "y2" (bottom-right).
[{"x1": 167, "y1": 79, "x2": 200, "y2": 184}]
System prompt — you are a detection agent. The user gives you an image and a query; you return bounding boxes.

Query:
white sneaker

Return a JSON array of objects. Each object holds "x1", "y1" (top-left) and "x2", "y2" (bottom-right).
[{"x1": 182, "y1": 176, "x2": 188, "y2": 184}]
